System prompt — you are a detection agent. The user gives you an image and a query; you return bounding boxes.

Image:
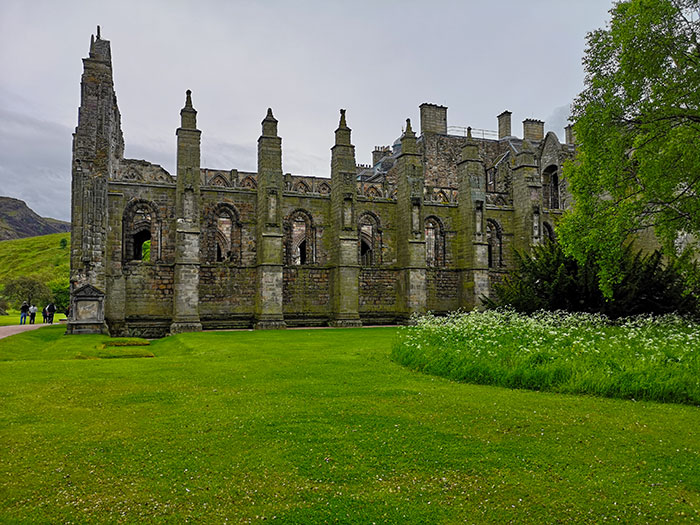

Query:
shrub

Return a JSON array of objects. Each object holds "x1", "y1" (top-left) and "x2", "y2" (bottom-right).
[{"x1": 484, "y1": 241, "x2": 700, "y2": 318}]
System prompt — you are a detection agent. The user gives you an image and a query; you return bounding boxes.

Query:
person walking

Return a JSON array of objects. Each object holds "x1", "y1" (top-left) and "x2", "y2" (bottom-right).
[
  {"x1": 46, "y1": 303, "x2": 56, "y2": 324},
  {"x1": 28, "y1": 304, "x2": 37, "y2": 324},
  {"x1": 19, "y1": 301, "x2": 29, "y2": 325},
  {"x1": 41, "y1": 306, "x2": 47, "y2": 324}
]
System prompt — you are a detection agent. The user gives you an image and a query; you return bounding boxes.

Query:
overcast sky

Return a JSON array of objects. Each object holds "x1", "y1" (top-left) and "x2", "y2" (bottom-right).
[{"x1": 0, "y1": 0, "x2": 613, "y2": 222}]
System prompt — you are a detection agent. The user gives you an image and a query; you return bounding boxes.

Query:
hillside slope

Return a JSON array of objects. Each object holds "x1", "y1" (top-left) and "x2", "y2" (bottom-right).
[
  {"x1": 0, "y1": 232, "x2": 70, "y2": 284},
  {"x1": 0, "y1": 197, "x2": 70, "y2": 241}
]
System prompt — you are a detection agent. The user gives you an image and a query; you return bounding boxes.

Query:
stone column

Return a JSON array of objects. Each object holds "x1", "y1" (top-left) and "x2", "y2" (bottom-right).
[
  {"x1": 170, "y1": 90, "x2": 203, "y2": 334},
  {"x1": 329, "y1": 110, "x2": 362, "y2": 327},
  {"x1": 396, "y1": 119, "x2": 427, "y2": 320},
  {"x1": 457, "y1": 128, "x2": 488, "y2": 307},
  {"x1": 254, "y1": 109, "x2": 286, "y2": 329}
]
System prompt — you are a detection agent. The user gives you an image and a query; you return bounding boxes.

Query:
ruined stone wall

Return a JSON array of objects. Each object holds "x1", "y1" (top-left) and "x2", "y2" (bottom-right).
[
  {"x1": 283, "y1": 267, "x2": 331, "y2": 325},
  {"x1": 69, "y1": 32, "x2": 579, "y2": 337},
  {"x1": 359, "y1": 268, "x2": 400, "y2": 323},
  {"x1": 199, "y1": 266, "x2": 257, "y2": 327},
  {"x1": 123, "y1": 264, "x2": 174, "y2": 318},
  {"x1": 426, "y1": 269, "x2": 461, "y2": 313}
]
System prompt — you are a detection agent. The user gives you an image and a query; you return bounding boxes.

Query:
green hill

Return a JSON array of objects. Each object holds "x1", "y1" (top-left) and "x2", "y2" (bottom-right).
[{"x1": 0, "y1": 232, "x2": 70, "y2": 284}]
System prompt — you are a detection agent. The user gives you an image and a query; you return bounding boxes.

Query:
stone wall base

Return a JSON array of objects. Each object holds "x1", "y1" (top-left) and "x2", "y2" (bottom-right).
[
  {"x1": 65, "y1": 321, "x2": 108, "y2": 335},
  {"x1": 329, "y1": 319, "x2": 363, "y2": 328},
  {"x1": 255, "y1": 320, "x2": 287, "y2": 330},
  {"x1": 170, "y1": 322, "x2": 203, "y2": 334}
]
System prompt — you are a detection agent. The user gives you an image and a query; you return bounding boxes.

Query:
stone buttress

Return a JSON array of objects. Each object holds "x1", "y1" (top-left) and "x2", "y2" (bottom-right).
[
  {"x1": 254, "y1": 109, "x2": 286, "y2": 329},
  {"x1": 457, "y1": 128, "x2": 488, "y2": 307},
  {"x1": 395, "y1": 119, "x2": 427, "y2": 320},
  {"x1": 329, "y1": 110, "x2": 362, "y2": 327},
  {"x1": 512, "y1": 140, "x2": 541, "y2": 252},
  {"x1": 170, "y1": 90, "x2": 203, "y2": 334}
]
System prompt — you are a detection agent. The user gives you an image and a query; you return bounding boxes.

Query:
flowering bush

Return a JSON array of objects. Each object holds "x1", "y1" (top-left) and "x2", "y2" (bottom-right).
[{"x1": 391, "y1": 310, "x2": 700, "y2": 405}]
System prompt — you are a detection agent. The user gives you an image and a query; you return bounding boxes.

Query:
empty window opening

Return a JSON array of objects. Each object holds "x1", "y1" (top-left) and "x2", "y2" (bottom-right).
[
  {"x1": 486, "y1": 220, "x2": 502, "y2": 269},
  {"x1": 287, "y1": 211, "x2": 314, "y2": 266},
  {"x1": 358, "y1": 213, "x2": 381, "y2": 266},
  {"x1": 424, "y1": 217, "x2": 444, "y2": 267}
]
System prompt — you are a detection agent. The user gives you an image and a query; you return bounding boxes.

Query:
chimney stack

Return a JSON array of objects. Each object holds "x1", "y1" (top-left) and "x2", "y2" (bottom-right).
[
  {"x1": 419, "y1": 103, "x2": 447, "y2": 135},
  {"x1": 523, "y1": 119, "x2": 544, "y2": 142},
  {"x1": 497, "y1": 110, "x2": 512, "y2": 139},
  {"x1": 565, "y1": 124, "x2": 576, "y2": 145}
]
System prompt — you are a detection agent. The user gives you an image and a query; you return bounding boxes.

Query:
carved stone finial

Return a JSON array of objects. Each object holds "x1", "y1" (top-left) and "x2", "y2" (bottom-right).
[
  {"x1": 262, "y1": 108, "x2": 278, "y2": 137},
  {"x1": 185, "y1": 90, "x2": 193, "y2": 108},
  {"x1": 97, "y1": 25, "x2": 101, "y2": 40},
  {"x1": 467, "y1": 126, "x2": 472, "y2": 139},
  {"x1": 339, "y1": 109, "x2": 347, "y2": 128},
  {"x1": 405, "y1": 118, "x2": 413, "y2": 134}
]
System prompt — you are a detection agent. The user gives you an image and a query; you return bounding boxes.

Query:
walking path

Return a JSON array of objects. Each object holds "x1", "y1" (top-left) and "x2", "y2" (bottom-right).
[{"x1": 0, "y1": 323, "x2": 51, "y2": 340}]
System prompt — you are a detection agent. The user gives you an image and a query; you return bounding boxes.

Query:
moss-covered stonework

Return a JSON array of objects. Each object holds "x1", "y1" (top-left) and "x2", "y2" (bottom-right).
[{"x1": 67, "y1": 32, "x2": 575, "y2": 337}]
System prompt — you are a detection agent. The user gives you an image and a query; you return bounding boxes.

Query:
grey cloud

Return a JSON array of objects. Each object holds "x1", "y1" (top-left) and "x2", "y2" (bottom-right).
[{"x1": 0, "y1": 107, "x2": 72, "y2": 221}]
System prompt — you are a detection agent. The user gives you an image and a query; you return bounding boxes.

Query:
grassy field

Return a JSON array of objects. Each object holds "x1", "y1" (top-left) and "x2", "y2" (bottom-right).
[
  {"x1": 0, "y1": 310, "x2": 67, "y2": 327},
  {"x1": 0, "y1": 232, "x2": 70, "y2": 284},
  {"x1": 393, "y1": 310, "x2": 700, "y2": 405},
  {"x1": 0, "y1": 326, "x2": 698, "y2": 522}
]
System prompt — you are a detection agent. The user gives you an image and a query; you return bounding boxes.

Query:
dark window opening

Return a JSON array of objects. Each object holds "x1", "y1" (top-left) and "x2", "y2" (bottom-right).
[
  {"x1": 360, "y1": 239, "x2": 372, "y2": 266},
  {"x1": 486, "y1": 220, "x2": 502, "y2": 269},
  {"x1": 298, "y1": 240, "x2": 307, "y2": 265},
  {"x1": 133, "y1": 230, "x2": 151, "y2": 261},
  {"x1": 550, "y1": 174, "x2": 560, "y2": 209}
]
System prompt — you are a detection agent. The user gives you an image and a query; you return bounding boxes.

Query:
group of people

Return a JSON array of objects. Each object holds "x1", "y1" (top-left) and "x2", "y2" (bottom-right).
[{"x1": 19, "y1": 302, "x2": 58, "y2": 325}]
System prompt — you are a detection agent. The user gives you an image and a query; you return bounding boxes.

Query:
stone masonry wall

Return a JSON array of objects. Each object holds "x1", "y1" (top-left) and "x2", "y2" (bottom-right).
[
  {"x1": 426, "y1": 269, "x2": 460, "y2": 313},
  {"x1": 283, "y1": 267, "x2": 331, "y2": 325},
  {"x1": 123, "y1": 263, "x2": 174, "y2": 318}
]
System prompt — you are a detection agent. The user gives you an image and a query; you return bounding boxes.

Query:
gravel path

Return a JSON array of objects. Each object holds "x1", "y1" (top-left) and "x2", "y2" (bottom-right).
[{"x1": 0, "y1": 323, "x2": 51, "y2": 340}]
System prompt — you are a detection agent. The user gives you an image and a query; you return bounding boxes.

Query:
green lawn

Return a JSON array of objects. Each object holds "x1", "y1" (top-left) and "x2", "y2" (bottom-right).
[
  {"x1": 0, "y1": 326, "x2": 698, "y2": 522},
  {"x1": 0, "y1": 310, "x2": 66, "y2": 326}
]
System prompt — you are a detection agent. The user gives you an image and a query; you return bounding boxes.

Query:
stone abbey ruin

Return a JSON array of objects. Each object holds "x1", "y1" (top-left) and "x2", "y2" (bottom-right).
[{"x1": 67, "y1": 30, "x2": 575, "y2": 337}]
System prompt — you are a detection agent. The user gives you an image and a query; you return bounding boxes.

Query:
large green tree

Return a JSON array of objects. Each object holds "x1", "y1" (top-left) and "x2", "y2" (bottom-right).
[
  {"x1": 560, "y1": 0, "x2": 700, "y2": 295},
  {"x1": 2, "y1": 277, "x2": 53, "y2": 308}
]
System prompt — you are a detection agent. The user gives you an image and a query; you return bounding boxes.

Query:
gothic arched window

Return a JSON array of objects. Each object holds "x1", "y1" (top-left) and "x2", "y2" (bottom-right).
[
  {"x1": 425, "y1": 216, "x2": 445, "y2": 267},
  {"x1": 208, "y1": 204, "x2": 241, "y2": 263},
  {"x1": 543, "y1": 221, "x2": 556, "y2": 243},
  {"x1": 486, "y1": 219, "x2": 503, "y2": 269},
  {"x1": 358, "y1": 212, "x2": 382, "y2": 266},
  {"x1": 285, "y1": 210, "x2": 315, "y2": 266},
  {"x1": 542, "y1": 165, "x2": 560, "y2": 209},
  {"x1": 123, "y1": 200, "x2": 160, "y2": 263}
]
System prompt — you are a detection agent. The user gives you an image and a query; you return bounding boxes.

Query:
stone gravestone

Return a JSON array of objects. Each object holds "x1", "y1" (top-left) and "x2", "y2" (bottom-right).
[{"x1": 66, "y1": 284, "x2": 107, "y2": 334}]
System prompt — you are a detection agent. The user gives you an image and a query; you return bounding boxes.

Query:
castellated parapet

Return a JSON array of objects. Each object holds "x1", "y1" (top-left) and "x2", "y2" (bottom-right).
[{"x1": 67, "y1": 31, "x2": 574, "y2": 337}]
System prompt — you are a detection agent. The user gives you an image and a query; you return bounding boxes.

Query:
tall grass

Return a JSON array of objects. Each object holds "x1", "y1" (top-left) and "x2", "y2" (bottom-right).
[{"x1": 391, "y1": 310, "x2": 700, "y2": 405}]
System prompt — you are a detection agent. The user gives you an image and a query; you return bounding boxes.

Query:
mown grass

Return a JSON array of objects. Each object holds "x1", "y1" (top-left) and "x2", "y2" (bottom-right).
[
  {"x1": 0, "y1": 232, "x2": 70, "y2": 284},
  {"x1": 0, "y1": 326, "x2": 698, "y2": 522},
  {"x1": 0, "y1": 310, "x2": 67, "y2": 327},
  {"x1": 392, "y1": 310, "x2": 700, "y2": 405}
]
